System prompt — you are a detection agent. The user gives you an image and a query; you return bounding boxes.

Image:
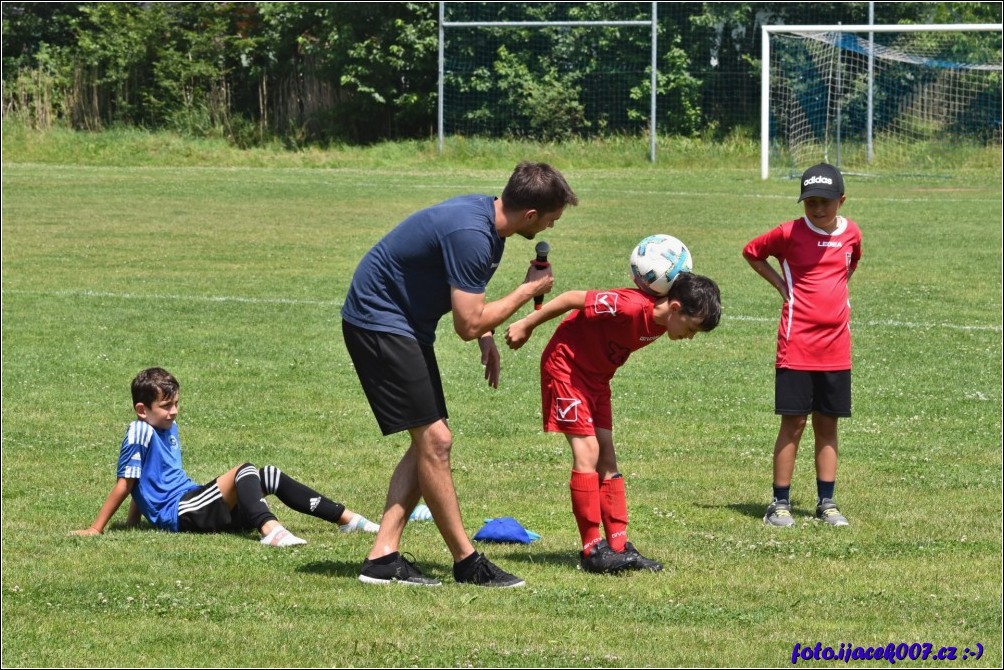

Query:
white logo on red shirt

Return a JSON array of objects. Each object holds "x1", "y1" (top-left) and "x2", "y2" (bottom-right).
[{"x1": 594, "y1": 292, "x2": 619, "y2": 315}]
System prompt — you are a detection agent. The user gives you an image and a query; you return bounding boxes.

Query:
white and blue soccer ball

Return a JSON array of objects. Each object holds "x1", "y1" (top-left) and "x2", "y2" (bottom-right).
[{"x1": 630, "y1": 234, "x2": 693, "y2": 296}]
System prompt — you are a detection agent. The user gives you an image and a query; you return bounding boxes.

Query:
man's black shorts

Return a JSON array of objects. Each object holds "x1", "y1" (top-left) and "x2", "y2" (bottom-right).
[
  {"x1": 342, "y1": 320, "x2": 448, "y2": 435},
  {"x1": 775, "y1": 368, "x2": 852, "y2": 417}
]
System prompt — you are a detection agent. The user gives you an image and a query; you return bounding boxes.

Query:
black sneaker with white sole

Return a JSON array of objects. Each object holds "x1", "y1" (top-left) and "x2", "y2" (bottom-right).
[
  {"x1": 358, "y1": 552, "x2": 442, "y2": 586},
  {"x1": 453, "y1": 552, "x2": 525, "y2": 588}
]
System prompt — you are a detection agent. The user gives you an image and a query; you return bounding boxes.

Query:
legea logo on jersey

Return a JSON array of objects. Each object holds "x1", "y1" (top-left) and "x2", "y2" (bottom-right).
[
  {"x1": 818, "y1": 240, "x2": 842, "y2": 248},
  {"x1": 803, "y1": 175, "x2": 833, "y2": 187},
  {"x1": 594, "y1": 292, "x2": 619, "y2": 315},
  {"x1": 555, "y1": 397, "x2": 581, "y2": 422}
]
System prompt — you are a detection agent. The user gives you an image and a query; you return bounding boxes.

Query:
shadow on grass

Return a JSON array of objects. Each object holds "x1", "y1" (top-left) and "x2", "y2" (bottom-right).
[
  {"x1": 296, "y1": 558, "x2": 454, "y2": 581},
  {"x1": 695, "y1": 501, "x2": 814, "y2": 520},
  {"x1": 490, "y1": 550, "x2": 579, "y2": 569},
  {"x1": 295, "y1": 551, "x2": 583, "y2": 580}
]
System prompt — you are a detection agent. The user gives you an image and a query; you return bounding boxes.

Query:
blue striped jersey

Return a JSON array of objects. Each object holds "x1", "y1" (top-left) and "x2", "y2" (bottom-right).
[{"x1": 116, "y1": 420, "x2": 198, "y2": 532}]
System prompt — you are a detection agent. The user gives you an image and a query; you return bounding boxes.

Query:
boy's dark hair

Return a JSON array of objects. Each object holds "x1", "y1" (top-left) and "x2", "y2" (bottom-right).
[
  {"x1": 501, "y1": 161, "x2": 579, "y2": 214},
  {"x1": 131, "y1": 367, "x2": 180, "y2": 407},
  {"x1": 667, "y1": 273, "x2": 722, "y2": 331}
]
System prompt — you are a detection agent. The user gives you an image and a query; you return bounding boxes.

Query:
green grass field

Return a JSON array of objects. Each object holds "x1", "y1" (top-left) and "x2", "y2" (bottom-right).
[{"x1": 2, "y1": 130, "x2": 1001, "y2": 667}]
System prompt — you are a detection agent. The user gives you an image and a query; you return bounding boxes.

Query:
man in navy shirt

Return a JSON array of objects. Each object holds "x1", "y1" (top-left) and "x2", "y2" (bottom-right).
[{"x1": 342, "y1": 162, "x2": 578, "y2": 587}]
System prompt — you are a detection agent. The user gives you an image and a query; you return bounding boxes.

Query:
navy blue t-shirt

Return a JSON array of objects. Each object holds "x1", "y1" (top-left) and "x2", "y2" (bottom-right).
[{"x1": 341, "y1": 194, "x2": 505, "y2": 345}]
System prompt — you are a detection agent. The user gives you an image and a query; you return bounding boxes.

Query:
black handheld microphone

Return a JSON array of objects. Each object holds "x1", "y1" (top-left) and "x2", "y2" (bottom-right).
[{"x1": 532, "y1": 240, "x2": 550, "y2": 311}]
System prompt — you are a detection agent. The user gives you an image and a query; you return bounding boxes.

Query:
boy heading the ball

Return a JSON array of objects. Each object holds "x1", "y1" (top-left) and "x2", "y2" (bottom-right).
[
  {"x1": 72, "y1": 367, "x2": 380, "y2": 544},
  {"x1": 742, "y1": 162, "x2": 863, "y2": 528},
  {"x1": 505, "y1": 271, "x2": 721, "y2": 573}
]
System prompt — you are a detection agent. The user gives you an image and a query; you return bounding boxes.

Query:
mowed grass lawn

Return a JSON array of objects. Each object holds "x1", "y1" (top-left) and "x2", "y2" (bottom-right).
[{"x1": 2, "y1": 151, "x2": 1001, "y2": 666}]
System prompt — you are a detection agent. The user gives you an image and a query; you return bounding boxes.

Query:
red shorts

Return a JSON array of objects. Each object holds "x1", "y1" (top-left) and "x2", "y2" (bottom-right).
[{"x1": 541, "y1": 369, "x2": 612, "y2": 435}]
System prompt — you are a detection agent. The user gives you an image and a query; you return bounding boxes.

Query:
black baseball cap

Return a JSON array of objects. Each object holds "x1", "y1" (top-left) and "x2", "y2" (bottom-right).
[{"x1": 798, "y1": 163, "x2": 844, "y2": 202}]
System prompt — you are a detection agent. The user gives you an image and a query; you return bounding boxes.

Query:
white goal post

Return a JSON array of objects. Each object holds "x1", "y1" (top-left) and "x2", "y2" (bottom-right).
[{"x1": 761, "y1": 23, "x2": 1003, "y2": 179}]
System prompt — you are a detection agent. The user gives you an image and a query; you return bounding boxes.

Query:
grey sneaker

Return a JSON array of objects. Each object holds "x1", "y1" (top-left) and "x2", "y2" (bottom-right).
[
  {"x1": 763, "y1": 499, "x2": 796, "y2": 527},
  {"x1": 454, "y1": 552, "x2": 525, "y2": 588},
  {"x1": 359, "y1": 553, "x2": 442, "y2": 586},
  {"x1": 622, "y1": 542, "x2": 664, "y2": 572},
  {"x1": 579, "y1": 539, "x2": 637, "y2": 574},
  {"x1": 815, "y1": 498, "x2": 849, "y2": 526}
]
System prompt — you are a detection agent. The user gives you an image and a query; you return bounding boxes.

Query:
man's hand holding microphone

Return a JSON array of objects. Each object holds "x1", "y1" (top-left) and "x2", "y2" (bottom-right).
[{"x1": 527, "y1": 240, "x2": 552, "y2": 310}]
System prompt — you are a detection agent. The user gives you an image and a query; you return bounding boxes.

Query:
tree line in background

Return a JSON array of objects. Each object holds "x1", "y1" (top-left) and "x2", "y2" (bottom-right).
[{"x1": 3, "y1": 2, "x2": 1001, "y2": 146}]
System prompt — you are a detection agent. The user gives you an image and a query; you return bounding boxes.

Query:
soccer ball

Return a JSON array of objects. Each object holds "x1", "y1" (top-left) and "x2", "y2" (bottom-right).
[{"x1": 630, "y1": 234, "x2": 693, "y2": 296}]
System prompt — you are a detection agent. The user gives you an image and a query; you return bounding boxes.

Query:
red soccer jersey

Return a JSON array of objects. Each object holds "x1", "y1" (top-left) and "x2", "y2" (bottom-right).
[
  {"x1": 541, "y1": 288, "x2": 665, "y2": 383},
  {"x1": 743, "y1": 216, "x2": 862, "y2": 370}
]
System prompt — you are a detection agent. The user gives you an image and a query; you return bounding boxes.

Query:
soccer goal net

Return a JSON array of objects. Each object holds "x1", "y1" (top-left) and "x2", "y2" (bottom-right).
[
  {"x1": 762, "y1": 24, "x2": 1002, "y2": 179},
  {"x1": 438, "y1": 2, "x2": 658, "y2": 160}
]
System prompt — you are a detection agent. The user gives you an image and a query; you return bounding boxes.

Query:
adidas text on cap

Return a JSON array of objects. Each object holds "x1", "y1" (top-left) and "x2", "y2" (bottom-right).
[{"x1": 798, "y1": 163, "x2": 844, "y2": 202}]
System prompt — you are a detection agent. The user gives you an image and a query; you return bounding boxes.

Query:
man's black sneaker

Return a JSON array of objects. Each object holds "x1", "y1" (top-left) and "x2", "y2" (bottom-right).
[
  {"x1": 358, "y1": 553, "x2": 442, "y2": 586},
  {"x1": 622, "y1": 542, "x2": 664, "y2": 572},
  {"x1": 579, "y1": 539, "x2": 637, "y2": 574},
  {"x1": 454, "y1": 552, "x2": 525, "y2": 588}
]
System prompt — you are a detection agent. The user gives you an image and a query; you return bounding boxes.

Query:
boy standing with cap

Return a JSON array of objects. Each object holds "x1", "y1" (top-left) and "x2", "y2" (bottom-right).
[{"x1": 742, "y1": 163, "x2": 863, "y2": 527}]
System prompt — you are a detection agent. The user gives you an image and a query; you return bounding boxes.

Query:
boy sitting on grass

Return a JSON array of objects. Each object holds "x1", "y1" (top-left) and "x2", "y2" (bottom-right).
[{"x1": 71, "y1": 367, "x2": 379, "y2": 546}]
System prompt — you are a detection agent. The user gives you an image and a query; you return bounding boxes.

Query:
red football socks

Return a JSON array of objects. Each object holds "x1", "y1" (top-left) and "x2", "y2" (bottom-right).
[
  {"x1": 599, "y1": 474, "x2": 629, "y2": 552},
  {"x1": 569, "y1": 470, "x2": 602, "y2": 553}
]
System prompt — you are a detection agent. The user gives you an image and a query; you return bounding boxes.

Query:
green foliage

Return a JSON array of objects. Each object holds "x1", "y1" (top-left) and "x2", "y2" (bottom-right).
[
  {"x1": 491, "y1": 45, "x2": 589, "y2": 141},
  {"x1": 283, "y1": 2, "x2": 439, "y2": 143},
  {"x1": 632, "y1": 34, "x2": 702, "y2": 135},
  {"x1": 2, "y1": 2, "x2": 1001, "y2": 145}
]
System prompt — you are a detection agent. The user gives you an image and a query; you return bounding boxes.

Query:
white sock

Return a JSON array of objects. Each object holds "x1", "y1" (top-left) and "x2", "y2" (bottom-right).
[
  {"x1": 260, "y1": 525, "x2": 307, "y2": 547},
  {"x1": 339, "y1": 513, "x2": 379, "y2": 534}
]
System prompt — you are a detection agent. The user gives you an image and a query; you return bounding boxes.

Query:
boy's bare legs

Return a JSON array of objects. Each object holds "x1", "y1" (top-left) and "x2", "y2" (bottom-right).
[
  {"x1": 812, "y1": 412, "x2": 848, "y2": 525},
  {"x1": 812, "y1": 411, "x2": 839, "y2": 482},
  {"x1": 772, "y1": 414, "x2": 808, "y2": 487},
  {"x1": 765, "y1": 415, "x2": 807, "y2": 527},
  {"x1": 215, "y1": 465, "x2": 242, "y2": 505},
  {"x1": 569, "y1": 433, "x2": 601, "y2": 474}
]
